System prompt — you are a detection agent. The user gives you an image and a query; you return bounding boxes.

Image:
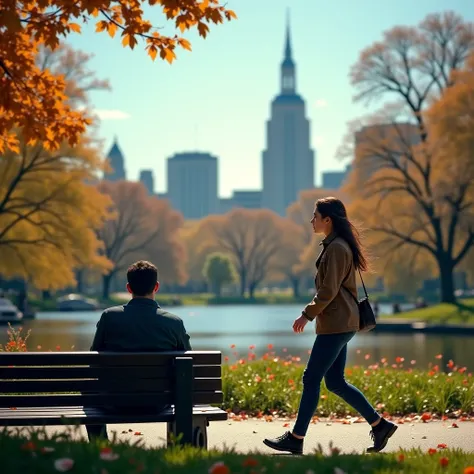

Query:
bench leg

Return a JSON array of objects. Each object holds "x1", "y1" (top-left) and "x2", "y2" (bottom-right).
[
  {"x1": 166, "y1": 418, "x2": 209, "y2": 449},
  {"x1": 192, "y1": 417, "x2": 208, "y2": 450}
]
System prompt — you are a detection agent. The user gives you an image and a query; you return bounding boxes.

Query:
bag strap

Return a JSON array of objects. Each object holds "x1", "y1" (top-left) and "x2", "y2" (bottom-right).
[
  {"x1": 357, "y1": 269, "x2": 369, "y2": 299},
  {"x1": 321, "y1": 237, "x2": 369, "y2": 301},
  {"x1": 342, "y1": 270, "x2": 369, "y2": 303}
]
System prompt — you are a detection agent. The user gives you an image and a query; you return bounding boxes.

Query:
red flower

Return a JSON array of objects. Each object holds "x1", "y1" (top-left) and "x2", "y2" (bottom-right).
[
  {"x1": 428, "y1": 448, "x2": 437, "y2": 455},
  {"x1": 242, "y1": 457, "x2": 259, "y2": 468},
  {"x1": 208, "y1": 462, "x2": 230, "y2": 474},
  {"x1": 395, "y1": 356, "x2": 404, "y2": 364},
  {"x1": 21, "y1": 441, "x2": 36, "y2": 451},
  {"x1": 437, "y1": 443, "x2": 447, "y2": 449},
  {"x1": 397, "y1": 453, "x2": 405, "y2": 462},
  {"x1": 439, "y1": 457, "x2": 449, "y2": 467},
  {"x1": 267, "y1": 344, "x2": 273, "y2": 350},
  {"x1": 463, "y1": 467, "x2": 474, "y2": 474}
]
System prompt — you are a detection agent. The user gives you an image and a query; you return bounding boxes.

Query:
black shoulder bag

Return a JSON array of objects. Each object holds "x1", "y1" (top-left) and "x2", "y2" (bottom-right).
[{"x1": 342, "y1": 270, "x2": 376, "y2": 333}]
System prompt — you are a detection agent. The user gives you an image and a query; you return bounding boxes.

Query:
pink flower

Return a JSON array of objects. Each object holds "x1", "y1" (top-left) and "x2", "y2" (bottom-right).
[
  {"x1": 54, "y1": 458, "x2": 74, "y2": 472},
  {"x1": 99, "y1": 447, "x2": 120, "y2": 461}
]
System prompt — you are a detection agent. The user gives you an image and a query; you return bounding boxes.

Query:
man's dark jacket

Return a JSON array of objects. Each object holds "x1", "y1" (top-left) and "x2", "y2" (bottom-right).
[{"x1": 91, "y1": 298, "x2": 192, "y2": 352}]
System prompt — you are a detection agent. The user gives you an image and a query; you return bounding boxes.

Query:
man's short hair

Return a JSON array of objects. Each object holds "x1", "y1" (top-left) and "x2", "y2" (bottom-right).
[{"x1": 127, "y1": 260, "x2": 158, "y2": 296}]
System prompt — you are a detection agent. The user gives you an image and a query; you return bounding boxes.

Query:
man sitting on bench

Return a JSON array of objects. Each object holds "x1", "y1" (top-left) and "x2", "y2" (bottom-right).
[{"x1": 86, "y1": 260, "x2": 192, "y2": 441}]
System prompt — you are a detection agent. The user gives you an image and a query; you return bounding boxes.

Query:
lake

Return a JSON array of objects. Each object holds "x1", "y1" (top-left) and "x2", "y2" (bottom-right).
[{"x1": 1, "y1": 304, "x2": 472, "y2": 370}]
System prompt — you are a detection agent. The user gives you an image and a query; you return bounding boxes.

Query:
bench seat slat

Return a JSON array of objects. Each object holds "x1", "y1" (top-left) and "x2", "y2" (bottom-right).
[
  {"x1": 0, "y1": 391, "x2": 223, "y2": 407},
  {"x1": 0, "y1": 405, "x2": 228, "y2": 426},
  {"x1": 0, "y1": 351, "x2": 221, "y2": 367},
  {"x1": 0, "y1": 378, "x2": 222, "y2": 393}
]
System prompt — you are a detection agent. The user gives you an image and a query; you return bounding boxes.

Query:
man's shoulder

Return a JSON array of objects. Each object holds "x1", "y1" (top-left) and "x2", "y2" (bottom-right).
[
  {"x1": 102, "y1": 305, "x2": 126, "y2": 316},
  {"x1": 156, "y1": 308, "x2": 184, "y2": 324}
]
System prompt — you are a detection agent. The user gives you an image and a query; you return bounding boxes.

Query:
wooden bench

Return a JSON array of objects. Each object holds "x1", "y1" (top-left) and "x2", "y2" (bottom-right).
[{"x1": 0, "y1": 351, "x2": 227, "y2": 449}]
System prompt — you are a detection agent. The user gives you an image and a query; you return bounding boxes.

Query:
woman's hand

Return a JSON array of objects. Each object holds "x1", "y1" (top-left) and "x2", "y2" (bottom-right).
[{"x1": 292, "y1": 314, "x2": 309, "y2": 333}]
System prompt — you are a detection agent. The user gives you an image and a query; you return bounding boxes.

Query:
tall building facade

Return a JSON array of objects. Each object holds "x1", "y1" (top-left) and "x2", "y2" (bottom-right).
[
  {"x1": 261, "y1": 17, "x2": 315, "y2": 216},
  {"x1": 139, "y1": 169, "x2": 155, "y2": 195},
  {"x1": 103, "y1": 137, "x2": 126, "y2": 181},
  {"x1": 166, "y1": 152, "x2": 218, "y2": 219},
  {"x1": 322, "y1": 165, "x2": 352, "y2": 190}
]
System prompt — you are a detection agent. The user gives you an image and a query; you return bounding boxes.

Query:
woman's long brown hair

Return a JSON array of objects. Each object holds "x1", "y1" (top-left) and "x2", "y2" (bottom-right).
[{"x1": 316, "y1": 197, "x2": 369, "y2": 272}]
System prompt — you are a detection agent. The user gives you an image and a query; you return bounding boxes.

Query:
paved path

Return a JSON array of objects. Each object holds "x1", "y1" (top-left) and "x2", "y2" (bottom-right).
[{"x1": 25, "y1": 419, "x2": 474, "y2": 455}]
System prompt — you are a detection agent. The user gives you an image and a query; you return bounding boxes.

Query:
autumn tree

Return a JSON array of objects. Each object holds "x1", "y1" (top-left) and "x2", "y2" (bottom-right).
[
  {"x1": 97, "y1": 181, "x2": 186, "y2": 299},
  {"x1": 179, "y1": 220, "x2": 219, "y2": 287},
  {"x1": 0, "y1": 43, "x2": 113, "y2": 289},
  {"x1": 203, "y1": 252, "x2": 236, "y2": 297},
  {"x1": 202, "y1": 209, "x2": 288, "y2": 298},
  {"x1": 0, "y1": 137, "x2": 112, "y2": 290},
  {"x1": 271, "y1": 221, "x2": 306, "y2": 297},
  {"x1": 340, "y1": 12, "x2": 474, "y2": 303},
  {"x1": 1, "y1": 0, "x2": 236, "y2": 154}
]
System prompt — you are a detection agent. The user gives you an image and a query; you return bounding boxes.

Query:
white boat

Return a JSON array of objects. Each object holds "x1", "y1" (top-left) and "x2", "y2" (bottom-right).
[
  {"x1": 56, "y1": 294, "x2": 99, "y2": 311},
  {"x1": 0, "y1": 298, "x2": 23, "y2": 324}
]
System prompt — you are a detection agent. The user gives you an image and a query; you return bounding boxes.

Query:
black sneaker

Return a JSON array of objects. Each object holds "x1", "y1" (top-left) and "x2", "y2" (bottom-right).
[
  {"x1": 367, "y1": 419, "x2": 398, "y2": 453},
  {"x1": 263, "y1": 431, "x2": 303, "y2": 455}
]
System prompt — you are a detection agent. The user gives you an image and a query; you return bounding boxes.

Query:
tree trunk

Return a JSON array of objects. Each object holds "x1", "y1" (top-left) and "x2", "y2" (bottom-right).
[
  {"x1": 239, "y1": 271, "x2": 246, "y2": 297},
  {"x1": 438, "y1": 257, "x2": 456, "y2": 304},
  {"x1": 248, "y1": 282, "x2": 257, "y2": 299},
  {"x1": 102, "y1": 274, "x2": 113, "y2": 300},
  {"x1": 75, "y1": 269, "x2": 84, "y2": 294},
  {"x1": 290, "y1": 277, "x2": 300, "y2": 298},
  {"x1": 214, "y1": 282, "x2": 222, "y2": 298}
]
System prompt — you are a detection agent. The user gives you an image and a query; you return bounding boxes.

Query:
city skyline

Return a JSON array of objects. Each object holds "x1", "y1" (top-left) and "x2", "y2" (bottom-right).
[{"x1": 67, "y1": 0, "x2": 473, "y2": 197}]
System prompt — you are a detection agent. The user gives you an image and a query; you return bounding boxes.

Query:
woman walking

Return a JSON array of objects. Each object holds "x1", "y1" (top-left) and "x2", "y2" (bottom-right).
[{"x1": 263, "y1": 197, "x2": 397, "y2": 455}]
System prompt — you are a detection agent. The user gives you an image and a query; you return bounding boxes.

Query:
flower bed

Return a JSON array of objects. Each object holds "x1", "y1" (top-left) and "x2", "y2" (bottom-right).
[
  {"x1": 222, "y1": 344, "x2": 474, "y2": 419},
  {"x1": 1, "y1": 428, "x2": 474, "y2": 474}
]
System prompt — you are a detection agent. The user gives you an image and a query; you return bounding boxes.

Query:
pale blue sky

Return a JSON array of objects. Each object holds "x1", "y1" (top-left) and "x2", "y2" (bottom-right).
[{"x1": 68, "y1": 0, "x2": 472, "y2": 197}]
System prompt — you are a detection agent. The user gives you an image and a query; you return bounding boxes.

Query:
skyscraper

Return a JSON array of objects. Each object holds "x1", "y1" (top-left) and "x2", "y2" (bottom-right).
[
  {"x1": 139, "y1": 169, "x2": 155, "y2": 195},
  {"x1": 103, "y1": 137, "x2": 126, "y2": 181},
  {"x1": 261, "y1": 14, "x2": 315, "y2": 216},
  {"x1": 166, "y1": 152, "x2": 218, "y2": 219}
]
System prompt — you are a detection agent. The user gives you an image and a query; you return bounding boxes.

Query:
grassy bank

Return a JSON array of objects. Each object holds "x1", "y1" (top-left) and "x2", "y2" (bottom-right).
[
  {"x1": 1, "y1": 428, "x2": 474, "y2": 474},
  {"x1": 383, "y1": 299, "x2": 474, "y2": 324},
  {"x1": 222, "y1": 347, "x2": 474, "y2": 418}
]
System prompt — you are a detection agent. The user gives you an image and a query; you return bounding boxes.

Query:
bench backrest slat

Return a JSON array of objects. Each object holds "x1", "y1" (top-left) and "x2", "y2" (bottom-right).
[
  {"x1": 0, "y1": 365, "x2": 221, "y2": 380},
  {"x1": 0, "y1": 351, "x2": 223, "y2": 408},
  {"x1": 0, "y1": 351, "x2": 221, "y2": 366}
]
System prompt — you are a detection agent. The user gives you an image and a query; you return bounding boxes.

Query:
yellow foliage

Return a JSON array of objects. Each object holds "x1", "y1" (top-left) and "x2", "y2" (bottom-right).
[{"x1": 0, "y1": 136, "x2": 113, "y2": 290}]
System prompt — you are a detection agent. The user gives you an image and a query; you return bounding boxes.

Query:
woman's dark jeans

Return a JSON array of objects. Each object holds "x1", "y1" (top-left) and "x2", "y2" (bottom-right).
[{"x1": 293, "y1": 331, "x2": 380, "y2": 436}]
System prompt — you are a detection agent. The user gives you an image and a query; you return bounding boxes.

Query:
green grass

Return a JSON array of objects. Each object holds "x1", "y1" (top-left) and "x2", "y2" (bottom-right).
[
  {"x1": 222, "y1": 351, "x2": 474, "y2": 418},
  {"x1": 382, "y1": 299, "x2": 474, "y2": 324},
  {"x1": 1, "y1": 427, "x2": 474, "y2": 474}
]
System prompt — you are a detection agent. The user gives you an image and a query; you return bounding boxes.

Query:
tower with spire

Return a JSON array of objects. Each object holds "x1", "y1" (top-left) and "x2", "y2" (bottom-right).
[
  {"x1": 103, "y1": 136, "x2": 126, "y2": 182},
  {"x1": 261, "y1": 12, "x2": 315, "y2": 216}
]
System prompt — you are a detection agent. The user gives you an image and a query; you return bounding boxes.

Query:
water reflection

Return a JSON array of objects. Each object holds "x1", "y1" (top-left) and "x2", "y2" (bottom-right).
[{"x1": 0, "y1": 304, "x2": 472, "y2": 371}]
